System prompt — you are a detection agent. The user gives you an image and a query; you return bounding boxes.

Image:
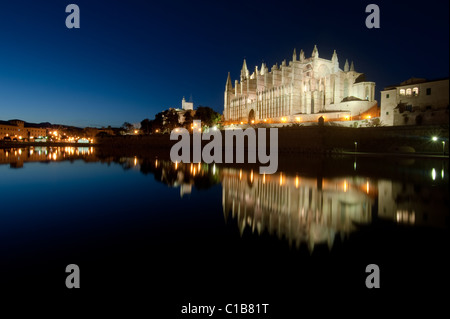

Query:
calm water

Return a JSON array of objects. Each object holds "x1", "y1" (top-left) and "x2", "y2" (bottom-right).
[{"x1": 1, "y1": 147, "x2": 449, "y2": 311}]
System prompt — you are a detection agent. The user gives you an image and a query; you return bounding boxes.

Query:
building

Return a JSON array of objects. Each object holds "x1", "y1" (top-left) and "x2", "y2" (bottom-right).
[
  {"x1": 224, "y1": 46, "x2": 377, "y2": 124},
  {"x1": 168, "y1": 97, "x2": 195, "y2": 125},
  {"x1": 380, "y1": 78, "x2": 449, "y2": 126},
  {"x1": 0, "y1": 120, "x2": 47, "y2": 141},
  {"x1": 181, "y1": 97, "x2": 193, "y2": 110}
]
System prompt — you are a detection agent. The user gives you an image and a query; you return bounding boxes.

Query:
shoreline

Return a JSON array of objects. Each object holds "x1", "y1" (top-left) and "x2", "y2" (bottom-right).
[{"x1": 1, "y1": 125, "x2": 448, "y2": 159}]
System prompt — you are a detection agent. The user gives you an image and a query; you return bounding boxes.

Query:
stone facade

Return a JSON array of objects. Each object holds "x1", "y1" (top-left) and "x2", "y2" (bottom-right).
[
  {"x1": 224, "y1": 46, "x2": 376, "y2": 123},
  {"x1": 380, "y1": 78, "x2": 449, "y2": 126},
  {"x1": 0, "y1": 120, "x2": 47, "y2": 140}
]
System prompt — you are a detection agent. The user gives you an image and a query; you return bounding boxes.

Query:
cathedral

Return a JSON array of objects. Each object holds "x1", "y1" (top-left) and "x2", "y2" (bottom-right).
[{"x1": 224, "y1": 46, "x2": 376, "y2": 124}]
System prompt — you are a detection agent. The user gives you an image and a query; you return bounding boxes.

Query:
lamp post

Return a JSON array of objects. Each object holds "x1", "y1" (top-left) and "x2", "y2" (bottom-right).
[
  {"x1": 354, "y1": 141, "x2": 358, "y2": 153},
  {"x1": 443, "y1": 141, "x2": 446, "y2": 155}
]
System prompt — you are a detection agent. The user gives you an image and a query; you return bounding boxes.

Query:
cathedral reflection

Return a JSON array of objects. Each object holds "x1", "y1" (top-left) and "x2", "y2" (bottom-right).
[
  {"x1": 222, "y1": 168, "x2": 375, "y2": 250},
  {"x1": 1, "y1": 150, "x2": 447, "y2": 242}
]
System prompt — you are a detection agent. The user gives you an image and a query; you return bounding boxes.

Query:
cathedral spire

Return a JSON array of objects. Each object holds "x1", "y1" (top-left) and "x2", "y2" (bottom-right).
[
  {"x1": 299, "y1": 49, "x2": 305, "y2": 62},
  {"x1": 260, "y1": 62, "x2": 266, "y2": 75},
  {"x1": 225, "y1": 72, "x2": 233, "y2": 91},
  {"x1": 332, "y1": 50, "x2": 338, "y2": 62},
  {"x1": 350, "y1": 61, "x2": 355, "y2": 71},
  {"x1": 240, "y1": 59, "x2": 249, "y2": 81},
  {"x1": 344, "y1": 59, "x2": 349, "y2": 72},
  {"x1": 312, "y1": 45, "x2": 319, "y2": 58},
  {"x1": 292, "y1": 48, "x2": 297, "y2": 61}
]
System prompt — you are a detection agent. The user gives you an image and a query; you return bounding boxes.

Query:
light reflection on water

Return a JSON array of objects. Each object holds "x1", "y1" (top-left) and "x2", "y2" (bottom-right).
[{"x1": 1, "y1": 147, "x2": 448, "y2": 252}]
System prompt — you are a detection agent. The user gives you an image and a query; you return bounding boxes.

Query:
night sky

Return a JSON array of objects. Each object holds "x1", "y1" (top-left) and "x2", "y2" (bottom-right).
[{"x1": 0, "y1": 0, "x2": 448, "y2": 127}]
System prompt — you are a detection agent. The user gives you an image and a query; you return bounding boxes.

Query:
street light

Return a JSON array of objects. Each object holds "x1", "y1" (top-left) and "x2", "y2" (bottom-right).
[
  {"x1": 443, "y1": 141, "x2": 446, "y2": 155},
  {"x1": 354, "y1": 141, "x2": 358, "y2": 153}
]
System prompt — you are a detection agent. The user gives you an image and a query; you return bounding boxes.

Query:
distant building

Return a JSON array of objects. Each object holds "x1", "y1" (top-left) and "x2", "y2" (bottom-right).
[
  {"x1": 169, "y1": 97, "x2": 195, "y2": 124},
  {"x1": 181, "y1": 97, "x2": 193, "y2": 110},
  {"x1": 380, "y1": 78, "x2": 449, "y2": 126},
  {"x1": 224, "y1": 46, "x2": 377, "y2": 124},
  {"x1": 0, "y1": 120, "x2": 47, "y2": 140}
]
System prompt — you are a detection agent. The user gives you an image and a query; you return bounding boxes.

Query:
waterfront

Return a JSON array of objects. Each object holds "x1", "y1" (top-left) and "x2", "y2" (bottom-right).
[{"x1": 0, "y1": 147, "x2": 448, "y2": 310}]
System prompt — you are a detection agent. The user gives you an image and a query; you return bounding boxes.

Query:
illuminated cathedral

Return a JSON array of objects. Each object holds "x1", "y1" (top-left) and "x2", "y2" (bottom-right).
[{"x1": 224, "y1": 46, "x2": 377, "y2": 123}]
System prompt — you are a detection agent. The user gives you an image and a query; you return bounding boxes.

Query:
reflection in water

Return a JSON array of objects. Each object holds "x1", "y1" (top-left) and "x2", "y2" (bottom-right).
[
  {"x1": 1, "y1": 146, "x2": 96, "y2": 168},
  {"x1": 222, "y1": 168, "x2": 374, "y2": 251},
  {"x1": 1, "y1": 148, "x2": 448, "y2": 251}
]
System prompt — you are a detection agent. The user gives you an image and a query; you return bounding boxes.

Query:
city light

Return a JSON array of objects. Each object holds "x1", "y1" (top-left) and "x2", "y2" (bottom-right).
[
  {"x1": 296, "y1": 117, "x2": 301, "y2": 122},
  {"x1": 432, "y1": 136, "x2": 438, "y2": 141}
]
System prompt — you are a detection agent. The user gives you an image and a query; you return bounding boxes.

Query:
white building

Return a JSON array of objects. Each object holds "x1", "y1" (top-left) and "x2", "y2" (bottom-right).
[
  {"x1": 380, "y1": 78, "x2": 449, "y2": 126},
  {"x1": 224, "y1": 46, "x2": 377, "y2": 124}
]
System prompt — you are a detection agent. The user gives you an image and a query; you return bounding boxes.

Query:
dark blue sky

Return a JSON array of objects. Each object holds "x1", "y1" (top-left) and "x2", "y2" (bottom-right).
[{"x1": 0, "y1": 0, "x2": 448, "y2": 127}]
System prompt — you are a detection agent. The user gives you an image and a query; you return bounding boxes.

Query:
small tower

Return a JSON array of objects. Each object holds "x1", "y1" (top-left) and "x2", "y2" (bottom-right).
[
  {"x1": 240, "y1": 59, "x2": 249, "y2": 82},
  {"x1": 260, "y1": 62, "x2": 266, "y2": 75},
  {"x1": 299, "y1": 49, "x2": 305, "y2": 62},
  {"x1": 292, "y1": 48, "x2": 297, "y2": 62},
  {"x1": 344, "y1": 59, "x2": 349, "y2": 72},
  {"x1": 350, "y1": 61, "x2": 355, "y2": 71},
  {"x1": 332, "y1": 50, "x2": 338, "y2": 63},
  {"x1": 331, "y1": 50, "x2": 339, "y2": 72},
  {"x1": 312, "y1": 45, "x2": 319, "y2": 59},
  {"x1": 225, "y1": 72, "x2": 233, "y2": 91}
]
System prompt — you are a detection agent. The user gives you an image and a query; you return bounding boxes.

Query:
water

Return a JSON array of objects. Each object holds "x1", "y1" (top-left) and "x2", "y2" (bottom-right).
[{"x1": 1, "y1": 147, "x2": 448, "y2": 312}]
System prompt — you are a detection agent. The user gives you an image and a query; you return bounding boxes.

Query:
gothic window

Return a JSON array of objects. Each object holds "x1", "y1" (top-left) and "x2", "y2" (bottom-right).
[
  {"x1": 365, "y1": 87, "x2": 369, "y2": 100},
  {"x1": 413, "y1": 87, "x2": 419, "y2": 96},
  {"x1": 399, "y1": 89, "x2": 406, "y2": 96},
  {"x1": 406, "y1": 88, "x2": 412, "y2": 96}
]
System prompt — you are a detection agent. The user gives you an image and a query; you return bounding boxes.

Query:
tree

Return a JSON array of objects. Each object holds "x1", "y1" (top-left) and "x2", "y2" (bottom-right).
[
  {"x1": 194, "y1": 106, "x2": 221, "y2": 127},
  {"x1": 121, "y1": 122, "x2": 134, "y2": 134},
  {"x1": 318, "y1": 116, "x2": 324, "y2": 126},
  {"x1": 182, "y1": 110, "x2": 194, "y2": 129},
  {"x1": 140, "y1": 119, "x2": 151, "y2": 135},
  {"x1": 162, "y1": 109, "x2": 180, "y2": 132}
]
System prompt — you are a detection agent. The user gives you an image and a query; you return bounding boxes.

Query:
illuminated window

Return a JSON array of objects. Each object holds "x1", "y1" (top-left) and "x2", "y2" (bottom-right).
[
  {"x1": 413, "y1": 87, "x2": 419, "y2": 96},
  {"x1": 406, "y1": 88, "x2": 412, "y2": 96},
  {"x1": 399, "y1": 89, "x2": 405, "y2": 96}
]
